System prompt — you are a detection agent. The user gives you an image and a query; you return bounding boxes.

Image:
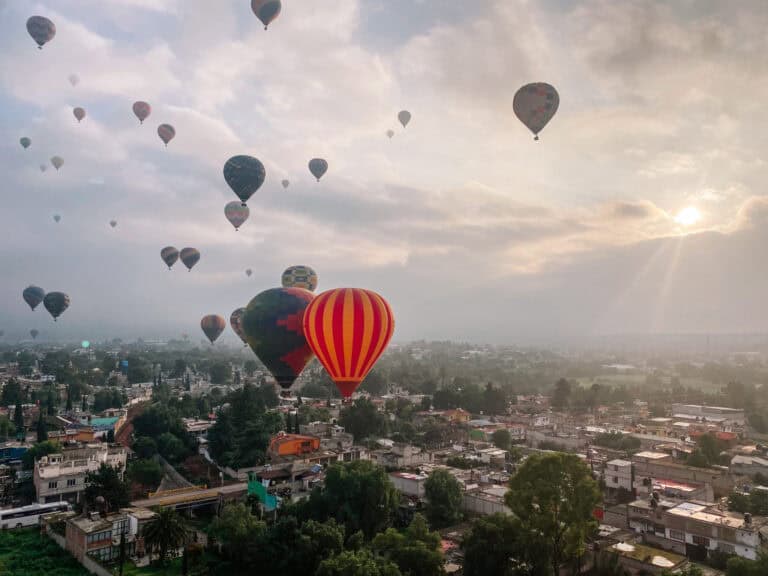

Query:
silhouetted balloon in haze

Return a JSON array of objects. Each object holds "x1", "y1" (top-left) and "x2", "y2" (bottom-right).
[
  {"x1": 308, "y1": 158, "x2": 328, "y2": 182},
  {"x1": 23, "y1": 285, "x2": 45, "y2": 311},
  {"x1": 68, "y1": 73, "x2": 79, "y2": 87},
  {"x1": 224, "y1": 155, "x2": 265, "y2": 205},
  {"x1": 30, "y1": 329, "x2": 39, "y2": 340},
  {"x1": 51, "y1": 156, "x2": 63, "y2": 170},
  {"x1": 201, "y1": 315, "x2": 226, "y2": 344},
  {"x1": 26, "y1": 16, "x2": 55, "y2": 49},
  {"x1": 73, "y1": 107, "x2": 85, "y2": 122},
  {"x1": 43, "y1": 291, "x2": 70, "y2": 321},
  {"x1": 513, "y1": 82, "x2": 559, "y2": 140},
  {"x1": 20, "y1": 137, "x2": 31, "y2": 149},
  {"x1": 224, "y1": 201, "x2": 249, "y2": 231},
  {"x1": 157, "y1": 124, "x2": 175, "y2": 146},
  {"x1": 251, "y1": 0, "x2": 281, "y2": 30},
  {"x1": 133, "y1": 101, "x2": 151, "y2": 124},
  {"x1": 180, "y1": 248, "x2": 200, "y2": 271},
  {"x1": 398, "y1": 110, "x2": 411, "y2": 128},
  {"x1": 160, "y1": 246, "x2": 179, "y2": 270}
]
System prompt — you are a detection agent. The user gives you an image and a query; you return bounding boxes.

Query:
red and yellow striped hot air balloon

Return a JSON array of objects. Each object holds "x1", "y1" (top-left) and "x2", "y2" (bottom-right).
[{"x1": 303, "y1": 288, "x2": 394, "y2": 399}]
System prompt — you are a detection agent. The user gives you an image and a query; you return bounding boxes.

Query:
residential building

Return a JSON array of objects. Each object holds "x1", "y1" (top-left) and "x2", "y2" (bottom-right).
[
  {"x1": 65, "y1": 508, "x2": 157, "y2": 563},
  {"x1": 730, "y1": 455, "x2": 768, "y2": 477},
  {"x1": 268, "y1": 433, "x2": 321, "y2": 458},
  {"x1": 632, "y1": 451, "x2": 727, "y2": 501},
  {"x1": 605, "y1": 459, "x2": 633, "y2": 492},
  {"x1": 463, "y1": 485, "x2": 510, "y2": 516},
  {"x1": 372, "y1": 444, "x2": 432, "y2": 469},
  {"x1": 608, "y1": 541, "x2": 688, "y2": 575},
  {"x1": 34, "y1": 444, "x2": 127, "y2": 504},
  {"x1": 389, "y1": 471, "x2": 428, "y2": 498}
]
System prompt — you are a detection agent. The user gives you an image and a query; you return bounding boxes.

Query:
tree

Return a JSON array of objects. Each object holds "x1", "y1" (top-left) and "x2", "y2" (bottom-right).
[
  {"x1": 360, "y1": 369, "x2": 387, "y2": 396},
  {"x1": 697, "y1": 433, "x2": 725, "y2": 466},
  {"x1": 172, "y1": 358, "x2": 187, "y2": 378},
  {"x1": 419, "y1": 396, "x2": 432, "y2": 411},
  {"x1": 209, "y1": 503, "x2": 265, "y2": 559},
  {"x1": 1, "y1": 379, "x2": 22, "y2": 407},
  {"x1": 0, "y1": 415, "x2": 14, "y2": 441},
  {"x1": 687, "y1": 449, "x2": 710, "y2": 468},
  {"x1": 46, "y1": 388, "x2": 56, "y2": 416},
  {"x1": 372, "y1": 514, "x2": 444, "y2": 576},
  {"x1": 128, "y1": 459, "x2": 163, "y2": 487},
  {"x1": 22, "y1": 440, "x2": 61, "y2": 469},
  {"x1": 484, "y1": 382, "x2": 507, "y2": 415},
  {"x1": 157, "y1": 432, "x2": 188, "y2": 464},
  {"x1": 66, "y1": 389, "x2": 73, "y2": 411},
  {"x1": 243, "y1": 360, "x2": 258, "y2": 377},
  {"x1": 36, "y1": 411, "x2": 48, "y2": 442},
  {"x1": 339, "y1": 399, "x2": 386, "y2": 441},
  {"x1": 209, "y1": 362, "x2": 232, "y2": 385},
  {"x1": 133, "y1": 436, "x2": 158, "y2": 459},
  {"x1": 84, "y1": 463, "x2": 130, "y2": 512},
  {"x1": 316, "y1": 549, "x2": 402, "y2": 576},
  {"x1": 592, "y1": 551, "x2": 629, "y2": 576},
  {"x1": 551, "y1": 378, "x2": 571, "y2": 410},
  {"x1": 144, "y1": 507, "x2": 190, "y2": 566},
  {"x1": 13, "y1": 400, "x2": 23, "y2": 432},
  {"x1": 491, "y1": 429, "x2": 511, "y2": 451},
  {"x1": 424, "y1": 469, "x2": 463, "y2": 528},
  {"x1": 506, "y1": 453, "x2": 601, "y2": 576},
  {"x1": 463, "y1": 513, "x2": 539, "y2": 576}
]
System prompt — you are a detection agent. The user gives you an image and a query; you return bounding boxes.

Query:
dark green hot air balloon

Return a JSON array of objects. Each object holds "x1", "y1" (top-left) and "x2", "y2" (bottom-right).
[
  {"x1": 30, "y1": 329, "x2": 39, "y2": 340},
  {"x1": 308, "y1": 158, "x2": 328, "y2": 182},
  {"x1": 23, "y1": 285, "x2": 45, "y2": 311},
  {"x1": 241, "y1": 287, "x2": 315, "y2": 390},
  {"x1": 251, "y1": 0, "x2": 282, "y2": 30},
  {"x1": 43, "y1": 291, "x2": 70, "y2": 321},
  {"x1": 27, "y1": 16, "x2": 56, "y2": 49},
  {"x1": 20, "y1": 137, "x2": 31, "y2": 149},
  {"x1": 180, "y1": 247, "x2": 200, "y2": 271},
  {"x1": 223, "y1": 155, "x2": 265, "y2": 206},
  {"x1": 161, "y1": 246, "x2": 179, "y2": 270}
]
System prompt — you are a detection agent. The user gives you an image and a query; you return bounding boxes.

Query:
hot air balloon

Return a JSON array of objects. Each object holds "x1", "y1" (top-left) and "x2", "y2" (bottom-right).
[
  {"x1": 43, "y1": 291, "x2": 70, "y2": 321},
  {"x1": 20, "y1": 137, "x2": 31, "y2": 149},
  {"x1": 308, "y1": 158, "x2": 328, "y2": 182},
  {"x1": 109, "y1": 220, "x2": 117, "y2": 228},
  {"x1": 398, "y1": 110, "x2": 411, "y2": 128},
  {"x1": 39, "y1": 164, "x2": 47, "y2": 172},
  {"x1": 246, "y1": 268, "x2": 253, "y2": 277},
  {"x1": 224, "y1": 201, "x2": 249, "y2": 231},
  {"x1": 51, "y1": 156, "x2": 63, "y2": 170},
  {"x1": 386, "y1": 129, "x2": 394, "y2": 139},
  {"x1": 30, "y1": 329, "x2": 39, "y2": 340},
  {"x1": 241, "y1": 288, "x2": 315, "y2": 390},
  {"x1": 68, "y1": 73, "x2": 79, "y2": 87},
  {"x1": 513, "y1": 82, "x2": 559, "y2": 140},
  {"x1": 180, "y1": 247, "x2": 200, "y2": 271},
  {"x1": 281, "y1": 179, "x2": 289, "y2": 189},
  {"x1": 201, "y1": 315, "x2": 226, "y2": 344},
  {"x1": 23, "y1": 285, "x2": 45, "y2": 311},
  {"x1": 158, "y1": 124, "x2": 175, "y2": 146},
  {"x1": 73, "y1": 107, "x2": 85, "y2": 122},
  {"x1": 27, "y1": 16, "x2": 56, "y2": 49},
  {"x1": 0, "y1": 331, "x2": 4, "y2": 339},
  {"x1": 53, "y1": 214, "x2": 61, "y2": 223},
  {"x1": 133, "y1": 101, "x2": 151, "y2": 124},
  {"x1": 223, "y1": 155, "x2": 265, "y2": 206},
  {"x1": 160, "y1": 246, "x2": 179, "y2": 270},
  {"x1": 230, "y1": 308, "x2": 248, "y2": 345},
  {"x1": 303, "y1": 288, "x2": 394, "y2": 398},
  {"x1": 281, "y1": 265, "x2": 318, "y2": 292},
  {"x1": 251, "y1": 0, "x2": 281, "y2": 30}
]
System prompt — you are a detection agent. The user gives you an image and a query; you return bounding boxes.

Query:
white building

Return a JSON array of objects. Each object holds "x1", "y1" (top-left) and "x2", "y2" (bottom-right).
[
  {"x1": 670, "y1": 404, "x2": 745, "y2": 425},
  {"x1": 605, "y1": 459, "x2": 633, "y2": 491},
  {"x1": 389, "y1": 471, "x2": 428, "y2": 498}
]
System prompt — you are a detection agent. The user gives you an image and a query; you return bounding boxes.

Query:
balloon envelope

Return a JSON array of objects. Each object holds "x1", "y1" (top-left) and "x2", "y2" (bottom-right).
[
  {"x1": 241, "y1": 288, "x2": 315, "y2": 389},
  {"x1": 43, "y1": 291, "x2": 70, "y2": 321},
  {"x1": 246, "y1": 268, "x2": 253, "y2": 277},
  {"x1": 68, "y1": 74, "x2": 79, "y2": 87},
  {"x1": 224, "y1": 201, "x2": 250, "y2": 230},
  {"x1": 303, "y1": 288, "x2": 395, "y2": 398},
  {"x1": 513, "y1": 82, "x2": 559, "y2": 139},
  {"x1": 30, "y1": 329, "x2": 39, "y2": 340},
  {"x1": 20, "y1": 137, "x2": 31, "y2": 149},
  {"x1": 398, "y1": 110, "x2": 411, "y2": 128},
  {"x1": 308, "y1": 158, "x2": 328, "y2": 182},
  {"x1": 223, "y1": 155, "x2": 265, "y2": 205},
  {"x1": 160, "y1": 246, "x2": 179, "y2": 269},
  {"x1": 73, "y1": 107, "x2": 85, "y2": 122},
  {"x1": 201, "y1": 315, "x2": 226, "y2": 344},
  {"x1": 53, "y1": 214, "x2": 61, "y2": 223},
  {"x1": 157, "y1": 124, "x2": 175, "y2": 145},
  {"x1": 386, "y1": 130, "x2": 394, "y2": 139},
  {"x1": 230, "y1": 308, "x2": 248, "y2": 344},
  {"x1": 39, "y1": 164, "x2": 47, "y2": 172},
  {"x1": 251, "y1": 0, "x2": 281, "y2": 29},
  {"x1": 281, "y1": 179, "x2": 289, "y2": 189},
  {"x1": 180, "y1": 247, "x2": 200, "y2": 271},
  {"x1": 281, "y1": 265, "x2": 318, "y2": 292},
  {"x1": 27, "y1": 16, "x2": 56, "y2": 48},
  {"x1": 51, "y1": 156, "x2": 63, "y2": 170},
  {"x1": 23, "y1": 285, "x2": 45, "y2": 311},
  {"x1": 110, "y1": 220, "x2": 117, "y2": 228},
  {"x1": 133, "y1": 101, "x2": 151, "y2": 124}
]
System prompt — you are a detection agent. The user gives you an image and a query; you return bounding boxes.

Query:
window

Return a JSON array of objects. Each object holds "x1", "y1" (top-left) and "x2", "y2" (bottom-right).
[
  {"x1": 692, "y1": 535, "x2": 710, "y2": 547},
  {"x1": 718, "y1": 543, "x2": 735, "y2": 555},
  {"x1": 669, "y1": 530, "x2": 684, "y2": 542},
  {"x1": 48, "y1": 481, "x2": 58, "y2": 489},
  {"x1": 613, "y1": 476, "x2": 619, "y2": 483},
  {"x1": 67, "y1": 479, "x2": 76, "y2": 487}
]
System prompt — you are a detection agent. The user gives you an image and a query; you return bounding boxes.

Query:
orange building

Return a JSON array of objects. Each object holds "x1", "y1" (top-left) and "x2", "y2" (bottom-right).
[{"x1": 268, "y1": 433, "x2": 321, "y2": 458}]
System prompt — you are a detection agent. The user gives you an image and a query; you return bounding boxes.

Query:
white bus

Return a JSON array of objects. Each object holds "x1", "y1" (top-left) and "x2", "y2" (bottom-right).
[{"x1": 0, "y1": 502, "x2": 71, "y2": 529}]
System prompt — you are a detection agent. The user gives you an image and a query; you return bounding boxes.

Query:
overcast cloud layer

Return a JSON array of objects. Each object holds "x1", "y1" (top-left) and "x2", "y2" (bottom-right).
[{"x1": 2, "y1": 0, "x2": 768, "y2": 344}]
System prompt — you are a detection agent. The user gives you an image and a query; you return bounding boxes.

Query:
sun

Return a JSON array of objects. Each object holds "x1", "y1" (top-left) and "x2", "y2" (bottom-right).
[{"x1": 674, "y1": 206, "x2": 701, "y2": 227}]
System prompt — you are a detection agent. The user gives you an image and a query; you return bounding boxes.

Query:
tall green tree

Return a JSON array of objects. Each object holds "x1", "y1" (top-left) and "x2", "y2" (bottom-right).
[
  {"x1": 84, "y1": 463, "x2": 130, "y2": 512},
  {"x1": 372, "y1": 514, "x2": 444, "y2": 576},
  {"x1": 0, "y1": 415, "x2": 14, "y2": 441},
  {"x1": 505, "y1": 452, "x2": 601, "y2": 576},
  {"x1": 1, "y1": 378, "x2": 22, "y2": 406},
  {"x1": 13, "y1": 400, "x2": 23, "y2": 433},
  {"x1": 316, "y1": 549, "x2": 401, "y2": 576},
  {"x1": 491, "y1": 429, "x2": 511, "y2": 451},
  {"x1": 424, "y1": 469, "x2": 463, "y2": 528},
  {"x1": 36, "y1": 411, "x2": 48, "y2": 442},
  {"x1": 463, "y1": 513, "x2": 544, "y2": 576},
  {"x1": 144, "y1": 507, "x2": 190, "y2": 566},
  {"x1": 339, "y1": 399, "x2": 386, "y2": 441},
  {"x1": 551, "y1": 378, "x2": 571, "y2": 410}
]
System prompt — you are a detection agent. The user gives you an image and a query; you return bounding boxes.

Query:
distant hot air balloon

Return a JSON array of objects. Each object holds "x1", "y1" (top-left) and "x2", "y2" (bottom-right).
[
  {"x1": 180, "y1": 247, "x2": 200, "y2": 271},
  {"x1": 308, "y1": 158, "x2": 328, "y2": 182},
  {"x1": 282, "y1": 265, "x2": 318, "y2": 292},
  {"x1": 30, "y1": 329, "x2": 39, "y2": 340},
  {"x1": 53, "y1": 214, "x2": 61, "y2": 223},
  {"x1": 43, "y1": 291, "x2": 70, "y2": 321},
  {"x1": 241, "y1": 288, "x2": 315, "y2": 390},
  {"x1": 281, "y1": 179, "x2": 289, "y2": 189},
  {"x1": 51, "y1": 156, "x2": 63, "y2": 170},
  {"x1": 223, "y1": 155, "x2": 265, "y2": 206},
  {"x1": 109, "y1": 220, "x2": 117, "y2": 228},
  {"x1": 0, "y1": 331, "x2": 4, "y2": 339},
  {"x1": 245, "y1": 268, "x2": 253, "y2": 277},
  {"x1": 133, "y1": 101, "x2": 151, "y2": 124},
  {"x1": 73, "y1": 107, "x2": 85, "y2": 122},
  {"x1": 251, "y1": 0, "x2": 282, "y2": 30},
  {"x1": 39, "y1": 164, "x2": 47, "y2": 172},
  {"x1": 20, "y1": 137, "x2": 31, "y2": 149},
  {"x1": 230, "y1": 308, "x2": 248, "y2": 345},
  {"x1": 513, "y1": 82, "x2": 559, "y2": 140},
  {"x1": 160, "y1": 246, "x2": 179, "y2": 270},
  {"x1": 386, "y1": 129, "x2": 394, "y2": 139},
  {"x1": 26, "y1": 16, "x2": 56, "y2": 49},
  {"x1": 224, "y1": 201, "x2": 249, "y2": 231},
  {"x1": 157, "y1": 124, "x2": 175, "y2": 146},
  {"x1": 23, "y1": 285, "x2": 45, "y2": 311},
  {"x1": 68, "y1": 73, "x2": 79, "y2": 87},
  {"x1": 398, "y1": 110, "x2": 411, "y2": 128},
  {"x1": 303, "y1": 288, "x2": 395, "y2": 398},
  {"x1": 201, "y1": 315, "x2": 226, "y2": 344}
]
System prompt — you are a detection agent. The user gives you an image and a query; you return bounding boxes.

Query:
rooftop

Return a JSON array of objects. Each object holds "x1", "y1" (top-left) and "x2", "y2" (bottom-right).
[
  {"x1": 606, "y1": 459, "x2": 632, "y2": 467},
  {"x1": 634, "y1": 451, "x2": 670, "y2": 460}
]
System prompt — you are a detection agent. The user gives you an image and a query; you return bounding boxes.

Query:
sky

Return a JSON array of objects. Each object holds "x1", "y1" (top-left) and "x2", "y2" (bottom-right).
[{"x1": 2, "y1": 0, "x2": 768, "y2": 344}]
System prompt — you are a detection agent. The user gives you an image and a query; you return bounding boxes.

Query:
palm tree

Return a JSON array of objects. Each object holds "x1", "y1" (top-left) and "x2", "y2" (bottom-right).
[{"x1": 144, "y1": 507, "x2": 190, "y2": 566}]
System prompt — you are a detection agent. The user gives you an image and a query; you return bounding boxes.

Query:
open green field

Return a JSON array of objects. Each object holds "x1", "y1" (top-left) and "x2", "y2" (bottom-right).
[{"x1": 0, "y1": 528, "x2": 88, "y2": 576}]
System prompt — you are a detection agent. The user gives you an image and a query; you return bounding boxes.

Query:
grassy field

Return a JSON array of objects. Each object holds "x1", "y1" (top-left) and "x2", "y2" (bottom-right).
[{"x1": 0, "y1": 528, "x2": 88, "y2": 576}]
